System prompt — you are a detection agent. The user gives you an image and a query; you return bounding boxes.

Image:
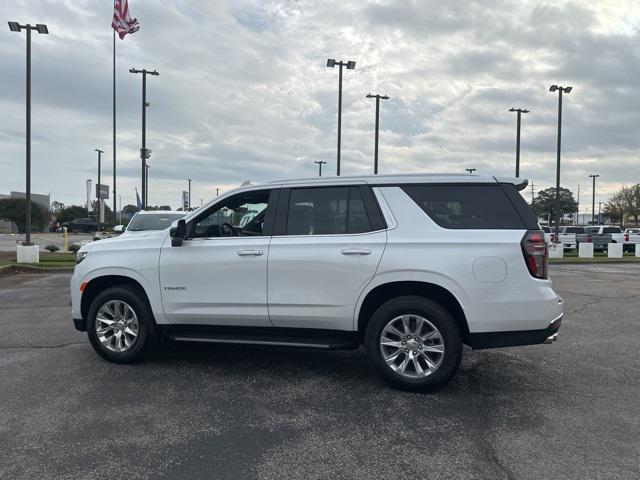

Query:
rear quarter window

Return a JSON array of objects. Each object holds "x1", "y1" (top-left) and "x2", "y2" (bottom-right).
[{"x1": 401, "y1": 184, "x2": 533, "y2": 230}]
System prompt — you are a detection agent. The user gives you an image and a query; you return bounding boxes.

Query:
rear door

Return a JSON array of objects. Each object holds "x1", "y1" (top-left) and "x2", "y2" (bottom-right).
[{"x1": 267, "y1": 185, "x2": 387, "y2": 330}]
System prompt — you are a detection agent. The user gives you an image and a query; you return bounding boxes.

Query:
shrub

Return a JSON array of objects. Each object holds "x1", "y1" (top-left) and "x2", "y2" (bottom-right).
[
  {"x1": 68, "y1": 244, "x2": 80, "y2": 253},
  {"x1": 45, "y1": 244, "x2": 59, "y2": 253}
]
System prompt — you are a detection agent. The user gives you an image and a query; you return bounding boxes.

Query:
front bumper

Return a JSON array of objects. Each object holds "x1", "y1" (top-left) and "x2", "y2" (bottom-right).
[{"x1": 469, "y1": 313, "x2": 563, "y2": 350}]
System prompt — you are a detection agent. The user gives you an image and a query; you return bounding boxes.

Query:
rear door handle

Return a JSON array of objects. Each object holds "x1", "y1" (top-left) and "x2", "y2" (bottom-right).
[
  {"x1": 341, "y1": 248, "x2": 371, "y2": 255},
  {"x1": 237, "y1": 249, "x2": 263, "y2": 256}
]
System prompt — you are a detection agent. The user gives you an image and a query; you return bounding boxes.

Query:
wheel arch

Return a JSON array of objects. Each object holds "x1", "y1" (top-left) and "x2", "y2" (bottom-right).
[
  {"x1": 81, "y1": 275, "x2": 156, "y2": 325},
  {"x1": 356, "y1": 281, "x2": 470, "y2": 345}
]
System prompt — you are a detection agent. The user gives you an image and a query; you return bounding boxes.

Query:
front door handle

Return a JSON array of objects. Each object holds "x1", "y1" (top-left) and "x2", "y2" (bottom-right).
[
  {"x1": 237, "y1": 249, "x2": 263, "y2": 256},
  {"x1": 341, "y1": 248, "x2": 371, "y2": 255}
]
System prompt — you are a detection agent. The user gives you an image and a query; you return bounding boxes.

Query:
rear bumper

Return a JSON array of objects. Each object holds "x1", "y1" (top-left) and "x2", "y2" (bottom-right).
[{"x1": 469, "y1": 314, "x2": 562, "y2": 350}]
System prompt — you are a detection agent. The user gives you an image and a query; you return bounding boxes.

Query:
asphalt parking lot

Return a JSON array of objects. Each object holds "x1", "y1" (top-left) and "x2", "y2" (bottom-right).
[{"x1": 0, "y1": 265, "x2": 638, "y2": 479}]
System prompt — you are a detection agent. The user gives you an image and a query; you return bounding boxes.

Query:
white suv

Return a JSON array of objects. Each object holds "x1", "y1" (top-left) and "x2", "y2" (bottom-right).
[{"x1": 71, "y1": 174, "x2": 563, "y2": 392}]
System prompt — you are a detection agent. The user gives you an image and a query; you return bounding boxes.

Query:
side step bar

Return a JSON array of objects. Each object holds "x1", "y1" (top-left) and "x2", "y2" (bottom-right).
[{"x1": 161, "y1": 327, "x2": 359, "y2": 351}]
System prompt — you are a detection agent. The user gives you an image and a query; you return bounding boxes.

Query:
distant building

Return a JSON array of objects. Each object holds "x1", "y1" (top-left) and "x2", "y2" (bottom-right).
[{"x1": 9, "y1": 191, "x2": 50, "y2": 209}]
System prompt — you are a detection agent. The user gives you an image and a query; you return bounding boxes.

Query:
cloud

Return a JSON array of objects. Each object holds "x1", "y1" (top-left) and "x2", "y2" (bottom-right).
[{"x1": 0, "y1": 0, "x2": 638, "y2": 210}]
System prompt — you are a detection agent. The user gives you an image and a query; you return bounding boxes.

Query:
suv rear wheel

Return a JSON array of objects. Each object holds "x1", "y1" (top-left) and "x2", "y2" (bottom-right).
[
  {"x1": 365, "y1": 296, "x2": 462, "y2": 392},
  {"x1": 86, "y1": 286, "x2": 155, "y2": 363}
]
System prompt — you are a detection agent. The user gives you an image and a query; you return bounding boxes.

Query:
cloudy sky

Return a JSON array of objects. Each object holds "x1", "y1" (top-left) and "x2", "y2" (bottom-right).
[{"x1": 1, "y1": 0, "x2": 639, "y2": 210}]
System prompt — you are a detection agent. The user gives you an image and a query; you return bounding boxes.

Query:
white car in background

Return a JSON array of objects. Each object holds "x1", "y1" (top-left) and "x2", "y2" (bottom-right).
[{"x1": 115, "y1": 211, "x2": 186, "y2": 236}]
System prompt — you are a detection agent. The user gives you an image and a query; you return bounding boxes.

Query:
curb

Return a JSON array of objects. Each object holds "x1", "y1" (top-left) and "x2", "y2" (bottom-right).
[
  {"x1": 0, "y1": 264, "x2": 75, "y2": 276},
  {"x1": 550, "y1": 259, "x2": 640, "y2": 265}
]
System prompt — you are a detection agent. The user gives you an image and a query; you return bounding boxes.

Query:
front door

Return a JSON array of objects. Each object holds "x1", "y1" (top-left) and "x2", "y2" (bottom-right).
[{"x1": 159, "y1": 188, "x2": 277, "y2": 326}]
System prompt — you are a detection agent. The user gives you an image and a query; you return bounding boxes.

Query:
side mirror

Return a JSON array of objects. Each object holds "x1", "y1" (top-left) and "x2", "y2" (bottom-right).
[
  {"x1": 113, "y1": 225, "x2": 124, "y2": 233},
  {"x1": 171, "y1": 219, "x2": 186, "y2": 247}
]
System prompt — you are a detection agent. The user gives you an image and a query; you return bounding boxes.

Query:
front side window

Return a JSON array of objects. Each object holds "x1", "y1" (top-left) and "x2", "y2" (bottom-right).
[
  {"x1": 190, "y1": 190, "x2": 271, "y2": 238},
  {"x1": 285, "y1": 187, "x2": 373, "y2": 235}
]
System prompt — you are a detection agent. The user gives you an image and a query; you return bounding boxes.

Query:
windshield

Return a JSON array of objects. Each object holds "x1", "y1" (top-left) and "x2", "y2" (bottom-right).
[{"x1": 127, "y1": 213, "x2": 185, "y2": 231}]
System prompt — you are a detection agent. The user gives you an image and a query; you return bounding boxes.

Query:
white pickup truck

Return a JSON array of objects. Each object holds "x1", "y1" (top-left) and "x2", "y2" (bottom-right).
[
  {"x1": 584, "y1": 226, "x2": 625, "y2": 251},
  {"x1": 624, "y1": 228, "x2": 640, "y2": 252},
  {"x1": 554, "y1": 226, "x2": 587, "y2": 250}
]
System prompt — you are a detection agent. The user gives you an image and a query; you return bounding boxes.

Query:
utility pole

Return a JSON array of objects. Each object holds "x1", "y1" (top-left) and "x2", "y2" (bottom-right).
[
  {"x1": 216, "y1": 188, "x2": 219, "y2": 197},
  {"x1": 576, "y1": 185, "x2": 580, "y2": 225},
  {"x1": 549, "y1": 85, "x2": 573, "y2": 242},
  {"x1": 314, "y1": 161, "x2": 327, "y2": 177},
  {"x1": 509, "y1": 108, "x2": 529, "y2": 178},
  {"x1": 326, "y1": 59, "x2": 356, "y2": 176},
  {"x1": 366, "y1": 94, "x2": 390, "y2": 174},
  {"x1": 8, "y1": 22, "x2": 49, "y2": 245},
  {"x1": 145, "y1": 162, "x2": 150, "y2": 207},
  {"x1": 95, "y1": 149, "x2": 104, "y2": 232},
  {"x1": 589, "y1": 174, "x2": 599, "y2": 224},
  {"x1": 598, "y1": 202, "x2": 602, "y2": 225},
  {"x1": 130, "y1": 68, "x2": 159, "y2": 209},
  {"x1": 530, "y1": 182, "x2": 535, "y2": 205}
]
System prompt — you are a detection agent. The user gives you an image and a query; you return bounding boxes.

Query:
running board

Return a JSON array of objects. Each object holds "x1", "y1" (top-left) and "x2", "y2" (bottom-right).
[{"x1": 161, "y1": 326, "x2": 359, "y2": 351}]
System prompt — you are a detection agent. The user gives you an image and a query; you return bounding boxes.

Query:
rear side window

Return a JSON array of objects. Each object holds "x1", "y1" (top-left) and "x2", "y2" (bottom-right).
[
  {"x1": 402, "y1": 184, "x2": 530, "y2": 229},
  {"x1": 603, "y1": 227, "x2": 621, "y2": 234},
  {"x1": 286, "y1": 186, "x2": 373, "y2": 235},
  {"x1": 564, "y1": 227, "x2": 585, "y2": 234}
]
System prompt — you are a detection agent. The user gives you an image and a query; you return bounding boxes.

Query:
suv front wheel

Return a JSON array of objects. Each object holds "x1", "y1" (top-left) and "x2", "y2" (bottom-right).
[
  {"x1": 365, "y1": 296, "x2": 462, "y2": 392},
  {"x1": 86, "y1": 286, "x2": 154, "y2": 363}
]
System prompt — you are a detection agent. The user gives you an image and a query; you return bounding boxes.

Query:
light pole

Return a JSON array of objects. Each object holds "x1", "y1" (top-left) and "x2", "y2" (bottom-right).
[
  {"x1": 187, "y1": 178, "x2": 192, "y2": 210},
  {"x1": 95, "y1": 149, "x2": 104, "y2": 231},
  {"x1": 509, "y1": 107, "x2": 529, "y2": 178},
  {"x1": 366, "y1": 94, "x2": 390, "y2": 174},
  {"x1": 549, "y1": 85, "x2": 572, "y2": 242},
  {"x1": 466, "y1": 168, "x2": 476, "y2": 174},
  {"x1": 314, "y1": 161, "x2": 327, "y2": 177},
  {"x1": 8, "y1": 21, "x2": 48, "y2": 245},
  {"x1": 598, "y1": 201, "x2": 602, "y2": 225},
  {"x1": 145, "y1": 162, "x2": 150, "y2": 207},
  {"x1": 129, "y1": 68, "x2": 159, "y2": 209},
  {"x1": 326, "y1": 59, "x2": 356, "y2": 176},
  {"x1": 589, "y1": 174, "x2": 599, "y2": 224}
]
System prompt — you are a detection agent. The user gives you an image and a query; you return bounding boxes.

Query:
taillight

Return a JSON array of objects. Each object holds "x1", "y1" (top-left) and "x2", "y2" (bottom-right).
[
  {"x1": 521, "y1": 230, "x2": 548, "y2": 279},
  {"x1": 625, "y1": 234, "x2": 629, "y2": 242},
  {"x1": 586, "y1": 234, "x2": 592, "y2": 243}
]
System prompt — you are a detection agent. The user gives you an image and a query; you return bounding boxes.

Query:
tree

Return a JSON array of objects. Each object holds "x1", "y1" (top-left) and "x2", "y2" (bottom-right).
[
  {"x1": 122, "y1": 204, "x2": 139, "y2": 215},
  {"x1": 51, "y1": 201, "x2": 65, "y2": 213},
  {"x1": 56, "y1": 205, "x2": 89, "y2": 224},
  {"x1": 532, "y1": 187, "x2": 577, "y2": 223},
  {"x1": 604, "y1": 191, "x2": 625, "y2": 225},
  {"x1": 145, "y1": 205, "x2": 172, "y2": 211},
  {"x1": 0, "y1": 198, "x2": 49, "y2": 233}
]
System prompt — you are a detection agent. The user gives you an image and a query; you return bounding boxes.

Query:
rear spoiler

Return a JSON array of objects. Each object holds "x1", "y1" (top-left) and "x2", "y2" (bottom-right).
[{"x1": 494, "y1": 176, "x2": 529, "y2": 191}]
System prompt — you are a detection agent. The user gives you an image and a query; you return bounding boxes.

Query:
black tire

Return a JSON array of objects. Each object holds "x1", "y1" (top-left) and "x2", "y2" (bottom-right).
[
  {"x1": 86, "y1": 286, "x2": 155, "y2": 364},
  {"x1": 364, "y1": 296, "x2": 462, "y2": 393}
]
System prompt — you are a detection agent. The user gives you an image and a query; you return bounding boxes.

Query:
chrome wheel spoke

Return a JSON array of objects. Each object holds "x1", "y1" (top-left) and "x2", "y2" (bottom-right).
[
  {"x1": 96, "y1": 300, "x2": 138, "y2": 353},
  {"x1": 380, "y1": 313, "x2": 444, "y2": 379}
]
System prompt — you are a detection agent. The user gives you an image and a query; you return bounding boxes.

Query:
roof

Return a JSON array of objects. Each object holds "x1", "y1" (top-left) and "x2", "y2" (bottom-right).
[{"x1": 271, "y1": 173, "x2": 529, "y2": 191}]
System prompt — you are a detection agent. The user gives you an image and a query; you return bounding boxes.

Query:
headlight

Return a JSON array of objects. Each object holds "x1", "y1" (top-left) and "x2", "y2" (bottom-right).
[{"x1": 76, "y1": 251, "x2": 88, "y2": 264}]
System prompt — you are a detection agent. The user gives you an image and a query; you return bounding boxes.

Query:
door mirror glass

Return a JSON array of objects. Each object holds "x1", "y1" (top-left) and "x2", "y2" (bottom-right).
[
  {"x1": 113, "y1": 225, "x2": 124, "y2": 233},
  {"x1": 171, "y1": 219, "x2": 186, "y2": 247}
]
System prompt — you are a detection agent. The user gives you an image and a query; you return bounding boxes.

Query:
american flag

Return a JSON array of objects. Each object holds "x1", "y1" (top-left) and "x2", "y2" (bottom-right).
[{"x1": 112, "y1": 0, "x2": 140, "y2": 39}]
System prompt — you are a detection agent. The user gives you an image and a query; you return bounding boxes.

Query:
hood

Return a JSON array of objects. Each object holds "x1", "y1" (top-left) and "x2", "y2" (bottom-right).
[{"x1": 79, "y1": 229, "x2": 168, "y2": 253}]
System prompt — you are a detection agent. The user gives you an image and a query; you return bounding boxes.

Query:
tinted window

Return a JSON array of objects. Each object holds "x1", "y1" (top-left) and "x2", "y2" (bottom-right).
[
  {"x1": 603, "y1": 227, "x2": 621, "y2": 234},
  {"x1": 402, "y1": 184, "x2": 527, "y2": 229},
  {"x1": 542, "y1": 226, "x2": 551, "y2": 233},
  {"x1": 563, "y1": 227, "x2": 585, "y2": 234},
  {"x1": 286, "y1": 187, "x2": 373, "y2": 235}
]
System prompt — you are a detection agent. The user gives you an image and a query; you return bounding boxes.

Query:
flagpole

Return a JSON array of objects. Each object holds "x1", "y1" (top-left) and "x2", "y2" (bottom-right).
[{"x1": 112, "y1": 28, "x2": 117, "y2": 227}]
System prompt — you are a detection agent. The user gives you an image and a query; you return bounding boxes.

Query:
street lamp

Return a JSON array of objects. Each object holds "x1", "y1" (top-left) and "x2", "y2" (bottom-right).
[
  {"x1": 589, "y1": 174, "x2": 599, "y2": 224},
  {"x1": 145, "y1": 162, "x2": 150, "y2": 207},
  {"x1": 314, "y1": 161, "x2": 327, "y2": 177},
  {"x1": 8, "y1": 21, "x2": 49, "y2": 245},
  {"x1": 326, "y1": 58, "x2": 356, "y2": 176},
  {"x1": 366, "y1": 94, "x2": 390, "y2": 174},
  {"x1": 549, "y1": 84, "x2": 573, "y2": 242},
  {"x1": 95, "y1": 149, "x2": 104, "y2": 232},
  {"x1": 187, "y1": 178, "x2": 192, "y2": 210},
  {"x1": 508, "y1": 107, "x2": 529, "y2": 178},
  {"x1": 130, "y1": 68, "x2": 159, "y2": 209},
  {"x1": 466, "y1": 168, "x2": 476, "y2": 174}
]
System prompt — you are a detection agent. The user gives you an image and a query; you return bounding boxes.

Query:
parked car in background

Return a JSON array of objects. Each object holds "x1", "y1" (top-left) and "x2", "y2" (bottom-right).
[
  {"x1": 116, "y1": 211, "x2": 186, "y2": 236},
  {"x1": 71, "y1": 173, "x2": 563, "y2": 392},
  {"x1": 584, "y1": 226, "x2": 624, "y2": 251},
  {"x1": 554, "y1": 226, "x2": 587, "y2": 250},
  {"x1": 541, "y1": 225, "x2": 552, "y2": 244},
  {"x1": 61, "y1": 217, "x2": 97, "y2": 233},
  {"x1": 624, "y1": 228, "x2": 640, "y2": 252}
]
